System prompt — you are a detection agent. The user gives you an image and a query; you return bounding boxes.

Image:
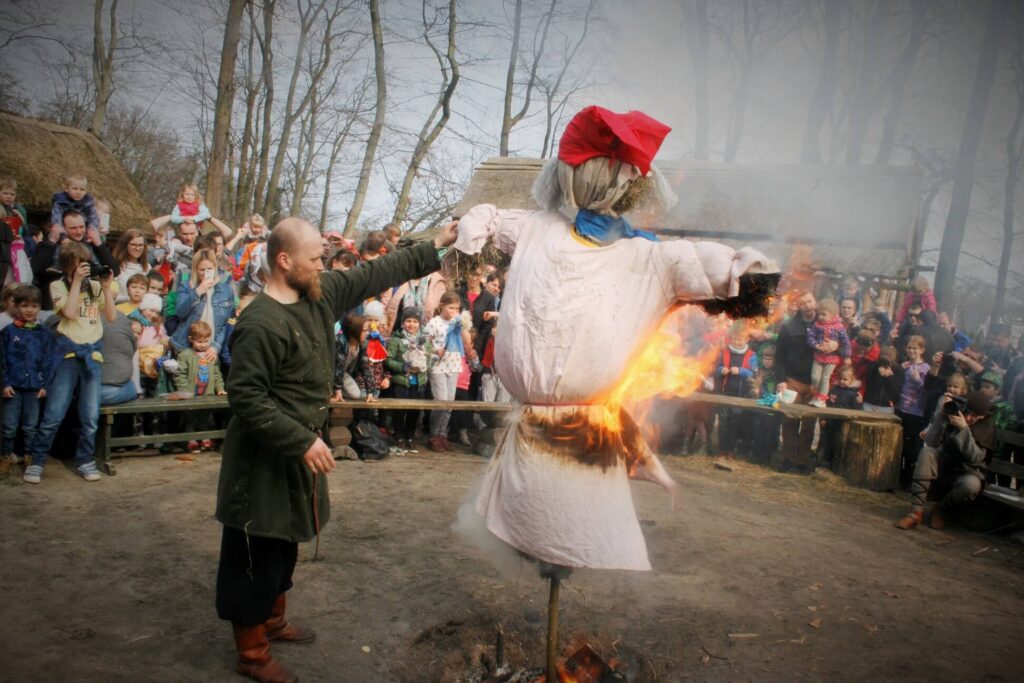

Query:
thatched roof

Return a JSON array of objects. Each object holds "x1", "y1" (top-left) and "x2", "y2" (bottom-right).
[
  {"x1": 0, "y1": 111, "x2": 151, "y2": 230},
  {"x1": 454, "y1": 157, "x2": 923, "y2": 278}
]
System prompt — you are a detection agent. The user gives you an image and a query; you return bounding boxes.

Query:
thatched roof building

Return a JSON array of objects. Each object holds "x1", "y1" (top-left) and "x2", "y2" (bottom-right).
[
  {"x1": 453, "y1": 157, "x2": 924, "y2": 281},
  {"x1": 0, "y1": 111, "x2": 151, "y2": 230}
]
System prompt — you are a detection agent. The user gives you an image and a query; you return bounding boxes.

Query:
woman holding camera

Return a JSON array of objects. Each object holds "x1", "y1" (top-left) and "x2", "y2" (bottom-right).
[
  {"x1": 22, "y1": 241, "x2": 118, "y2": 484},
  {"x1": 169, "y1": 248, "x2": 234, "y2": 359}
]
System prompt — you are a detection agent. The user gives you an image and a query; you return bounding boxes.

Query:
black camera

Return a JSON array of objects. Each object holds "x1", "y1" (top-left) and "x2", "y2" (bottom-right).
[
  {"x1": 89, "y1": 263, "x2": 113, "y2": 280},
  {"x1": 943, "y1": 395, "x2": 968, "y2": 416}
]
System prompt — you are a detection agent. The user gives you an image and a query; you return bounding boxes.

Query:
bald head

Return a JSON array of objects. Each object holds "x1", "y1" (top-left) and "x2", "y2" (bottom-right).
[{"x1": 268, "y1": 218, "x2": 319, "y2": 271}]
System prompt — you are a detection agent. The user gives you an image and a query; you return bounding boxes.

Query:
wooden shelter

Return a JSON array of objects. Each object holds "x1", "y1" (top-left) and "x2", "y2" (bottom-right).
[
  {"x1": 0, "y1": 111, "x2": 151, "y2": 231},
  {"x1": 453, "y1": 157, "x2": 924, "y2": 285}
]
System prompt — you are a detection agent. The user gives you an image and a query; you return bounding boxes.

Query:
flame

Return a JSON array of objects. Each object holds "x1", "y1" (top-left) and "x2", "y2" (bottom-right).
[{"x1": 597, "y1": 307, "x2": 722, "y2": 434}]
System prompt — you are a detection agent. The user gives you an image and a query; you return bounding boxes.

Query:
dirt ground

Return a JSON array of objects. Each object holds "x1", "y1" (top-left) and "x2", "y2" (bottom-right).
[{"x1": 1, "y1": 447, "x2": 1022, "y2": 683}]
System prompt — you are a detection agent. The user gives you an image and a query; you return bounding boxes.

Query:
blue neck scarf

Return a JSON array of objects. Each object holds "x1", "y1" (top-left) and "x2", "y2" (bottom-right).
[{"x1": 574, "y1": 209, "x2": 658, "y2": 244}]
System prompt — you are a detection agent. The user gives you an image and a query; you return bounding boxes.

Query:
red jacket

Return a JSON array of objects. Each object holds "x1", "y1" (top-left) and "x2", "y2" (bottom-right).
[{"x1": 851, "y1": 340, "x2": 880, "y2": 397}]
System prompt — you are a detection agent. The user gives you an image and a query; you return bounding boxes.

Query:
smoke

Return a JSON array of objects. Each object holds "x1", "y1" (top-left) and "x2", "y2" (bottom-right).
[{"x1": 452, "y1": 479, "x2": 527, "y2": 579}]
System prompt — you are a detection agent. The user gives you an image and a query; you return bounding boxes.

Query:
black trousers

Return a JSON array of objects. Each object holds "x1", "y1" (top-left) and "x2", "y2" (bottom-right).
[
  {"x1": 391, "y1": 383, "x2": 426, "y2": 439},
  {"x1": 215, "y1": 525, "x2": 298, "y2": 625}
]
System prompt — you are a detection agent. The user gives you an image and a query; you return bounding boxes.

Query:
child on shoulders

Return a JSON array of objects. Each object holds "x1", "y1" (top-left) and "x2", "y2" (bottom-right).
[
  {"x1": 170, "y1": 183, "x2": 211, "y2": 228},
  {"x1": 50, "y1": 173, "x2": 100, "y2": 232}
]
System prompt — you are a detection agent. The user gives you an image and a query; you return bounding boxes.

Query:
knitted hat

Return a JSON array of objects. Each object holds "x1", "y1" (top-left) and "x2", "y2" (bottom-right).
[
  {"x1": 401, "y1": 306, "x2": 423, "y2": 323},
  {"x1": 558, "y1": 106, "x2": 671, "y2": 175},
  {"x1": 140, "y1": 293, "x2": 163, "y2": 312},
  {"x1": 363, "y1": 300, "x2": 384, "y2": 320}
]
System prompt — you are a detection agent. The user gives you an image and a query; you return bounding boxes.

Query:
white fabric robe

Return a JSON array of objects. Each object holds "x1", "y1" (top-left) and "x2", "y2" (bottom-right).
[{"x1": 455, "y1": 204, "x2": 775, "y2": 570}]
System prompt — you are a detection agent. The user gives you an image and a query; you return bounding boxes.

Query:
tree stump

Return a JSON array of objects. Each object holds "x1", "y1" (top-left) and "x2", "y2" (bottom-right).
[{"x1": 836, "y1": 419, "x2": 902, "y2": 491}]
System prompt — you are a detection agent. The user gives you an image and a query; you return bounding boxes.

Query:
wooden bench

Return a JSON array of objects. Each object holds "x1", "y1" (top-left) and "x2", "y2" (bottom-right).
[
  {"x1": 982, "y1": 429, "x2": 1024, "y2": 512},
  {"x1": 681, "y1": 392, "x2": 903, "y2": 491},
  {"x1": 97, "y1": 396, "x2": 514, "y2": 475}
]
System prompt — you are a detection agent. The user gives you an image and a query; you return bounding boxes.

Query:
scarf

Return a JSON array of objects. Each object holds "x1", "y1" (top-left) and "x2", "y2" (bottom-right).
[
  {"x1": 13, "y1": 319, "x2": 38, "y2": 329},
  {"x1": 128, "y1": 309, "x2": 153, "y2": 327},
  {"x1": 574, "y1": 208, "x2": 657, "y2": 244}
]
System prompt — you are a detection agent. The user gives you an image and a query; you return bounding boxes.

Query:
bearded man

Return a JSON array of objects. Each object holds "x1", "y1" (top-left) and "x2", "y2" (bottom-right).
[{"x1": 215, "y1": 217, "x2": 457, "y2": 683}]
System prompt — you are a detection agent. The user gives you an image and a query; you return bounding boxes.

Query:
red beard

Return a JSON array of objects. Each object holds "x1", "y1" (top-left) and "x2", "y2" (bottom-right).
[{"x1": 286, "y1": 270, "x2": 322, "y2": 302}]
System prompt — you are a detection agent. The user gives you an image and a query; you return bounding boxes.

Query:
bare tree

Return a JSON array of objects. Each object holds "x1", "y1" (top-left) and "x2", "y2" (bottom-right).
[
  {"x1": 206, "y1": 0, "x2": 248, "y2": 217},
  {"x1": 253, "y1": 0, "x2": 278, "y2": 218},
  {"x1": 390, "y1": 0, "x2": 461, "y2": 226},
  {"x1": 263, "y1": 0, "x2": 339, "y2": 220},
  {"x1": 89, "y1": 0, "x2": 119, "y2": 138},
  {"x1": 800, "y1": 0, "x2": 842, "y2": 163},
  {"x1": 344, "y1": 0, "x2": 387, "y2": 236},
  {"x1": 993, "y1": 13, "x2": 1024, "y2": 323},
  {"x1": 874, "y1": 0, "x2": 930, "y2": 164},
  {"x1": 934, "y1": 0, "x2": 1010, "y2": 307},
  {"x1": 844, "y1": 0, "x2": 886, "y2": 164},
  {"x1": 499, "y1": 0, "x2": 556, "y2": 157},
  {"x1": 683, "y1": 0, "x2": 710, "y2": 160}
]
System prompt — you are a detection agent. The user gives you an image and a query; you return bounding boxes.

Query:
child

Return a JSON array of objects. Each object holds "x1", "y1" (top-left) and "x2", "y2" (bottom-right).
[
  {"x1": 170, "y1": 183, "x2": 211, "y2": 228},
  {"x1": 840, "y1": 277, "x2": 863, "y2": 314},
  {"x1": 355, "y1": 301, "x2": 391, "y2": 403},
  {"x1": 235, "y1": 213, "x2": 268, "y2": 278},
  {"x1": 423, "y1": 291, "x2": 467, "y2": 452},
  {"x1": 50, "y1": 173, "x2": 100, "y2": 232},
  {"x1": 806, "y1": 298, "x2": 851, "y2": 407},
  {"x1": 24, "y1": 241, "x2": 116, "y2": 484},
  {"x1": 895, "y1": 276, "x2": 937, "y2": 325},
  {"x1": 385, "y1": 307, "x2": 433, "y2": 449},
  {"x1": 131, "y1": 293, "x2": 170, "y2": 393},
  {"x1": 850, "y1": 328, "x2": 880, "y2": 399},
  {"x1": 116, "y1": 273, "x2": 149, "y2": 314},
  {"x1": 820, "y1": 365, "x2": 863, "y2": 469},
  {"x1": 333, "y1": 313, "x2": 366, "y2": 402},
  {"x1": 1, "y1": 177, "x2": 32, "y2": 285},
  {"x1": 713, "y1": 322, "x2": 757, "y2": 457},
  {"x1": 751, "y1": 344, "x2": 781, "y2": 463},
  {"x1": 0, "y1": 282, "x2": 19, "y2": 329},
  {"x1": 174, "y1": 320, "x2": 226, "y2": 453},
  {"x1": 146, "y1": 269, "x2": 167, "y2": 297},
  {"x1": 1, "y1": 286, "x2": 58, "y2": 464},
  {"x1": 863, "y1": 346, "x2": 903, "y2": 413},
  {"x1": 897, "y1": 335, "x2": 931, "y2": 485}
]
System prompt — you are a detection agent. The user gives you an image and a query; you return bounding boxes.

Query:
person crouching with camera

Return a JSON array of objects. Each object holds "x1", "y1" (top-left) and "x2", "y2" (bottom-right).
[
  {"x1": 894, "y1": 390, "x2": 996, "y2": 531},
  {"x1": 22, "y1": 241, "x2": 117, "y2": 485}
]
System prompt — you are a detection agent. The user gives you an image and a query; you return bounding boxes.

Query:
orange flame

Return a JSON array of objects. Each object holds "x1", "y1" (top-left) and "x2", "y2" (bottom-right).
[{"x1": 597, "y1": 307, "x2": 722, "y2": 433}]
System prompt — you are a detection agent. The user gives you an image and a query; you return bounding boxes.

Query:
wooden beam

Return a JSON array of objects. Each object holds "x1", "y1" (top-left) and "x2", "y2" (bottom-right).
[{"x1": 679, "y1": 393, "x2": 900, "y2": 424}]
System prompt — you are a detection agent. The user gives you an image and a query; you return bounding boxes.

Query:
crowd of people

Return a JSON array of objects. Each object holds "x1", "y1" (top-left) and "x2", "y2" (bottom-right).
[{"x1": 1, "y1": 173, "x2": 1022, "y2": 526}]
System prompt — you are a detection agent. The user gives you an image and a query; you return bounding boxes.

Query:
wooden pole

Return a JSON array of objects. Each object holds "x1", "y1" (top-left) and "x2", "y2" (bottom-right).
[{"x1": 546, "y1": 576, "x2": 560, "y2": 683}]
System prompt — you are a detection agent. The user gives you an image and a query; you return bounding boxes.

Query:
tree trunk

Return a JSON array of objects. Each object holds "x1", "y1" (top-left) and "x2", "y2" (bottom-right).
[
  {"x1": 391, "y1": 0, "x2": 460, "y2": 226},
  {"x1": 319, "y1": 116, "x2": 354, "y2": 230},
  {"x1": 684, "y1": 0, "x2": 710, "y2": 160},
  {"x1": 499, "y1": 0, "x2": 555, "y2": 157},
  {"x1": 845, "y1": 0, "x2": 886, "y2": 165},
  {"x1": 874, "y1": 0, "x2": 928, "y2": 165},
  {"x1": 344, "y1": 0, "x2": 387, "y2": 236},
  {"x1": 992, "y1": 45, "x2": 1024, "y2": 323},
  {"x1": 800, "y1": 0, "x2": 841, "y2": 164},
  {"x1": 88, "y1": 0, "x2": 118, "y2": 139},
  {"x1": 253, "y1": 1, "x2": 276, "y2": 218},
  {"x1": 933, "y1": 0, "x2": 1009, "y2": 308},
  {"x1": 234, "y1": 11, "x2": 259, "y2": 223},
  {"x1": 836, "y1": 420, "x2": 902, "y2": 491},
  {"x1": 206, "y1": 0, "x2": 248, "y2": 218}
]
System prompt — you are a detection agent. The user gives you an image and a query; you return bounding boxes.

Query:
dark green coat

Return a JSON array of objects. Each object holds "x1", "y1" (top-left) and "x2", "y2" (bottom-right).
[{"x1": 216, "y1": 241, "x2": 441, "y2": 541}]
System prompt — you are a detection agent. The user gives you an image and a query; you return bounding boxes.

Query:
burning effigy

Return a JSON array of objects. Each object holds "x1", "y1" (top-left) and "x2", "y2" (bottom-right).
[{"x1": 453, "y1": 106, "x2": 780, "y2": 574}]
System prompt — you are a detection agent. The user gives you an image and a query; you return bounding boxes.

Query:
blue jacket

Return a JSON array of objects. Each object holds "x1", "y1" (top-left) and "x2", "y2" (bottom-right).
[
  {"x1": 50, "y1": 192, "x2": 100, "y2": 231},
  {"x1": 1, "y1": 322, "x2": 60, "y2": 391},
  {"x1": 170, "y1": 273, "x2": 235, "y2": 353}
]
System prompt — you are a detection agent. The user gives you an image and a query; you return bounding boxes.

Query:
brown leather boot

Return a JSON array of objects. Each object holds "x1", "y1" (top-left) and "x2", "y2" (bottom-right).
[
  {"x1": 929, "y1": 506, "x2": 945, "y2": 530},
  {"x1": 894, "y1": 509, "x2": 923, "y2": 530},
  {"x1": 266, "y1": 594, "x2": 317, "y2": 644},
  {"x1": 232, "y1": 622, "x2": 297, "y2": 683}
]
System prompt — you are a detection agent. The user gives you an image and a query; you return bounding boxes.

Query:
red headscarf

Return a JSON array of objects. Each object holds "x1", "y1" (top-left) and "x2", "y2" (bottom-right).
[{"x1": 558, "y1": 106, "x2": 671, "y2": 175}]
